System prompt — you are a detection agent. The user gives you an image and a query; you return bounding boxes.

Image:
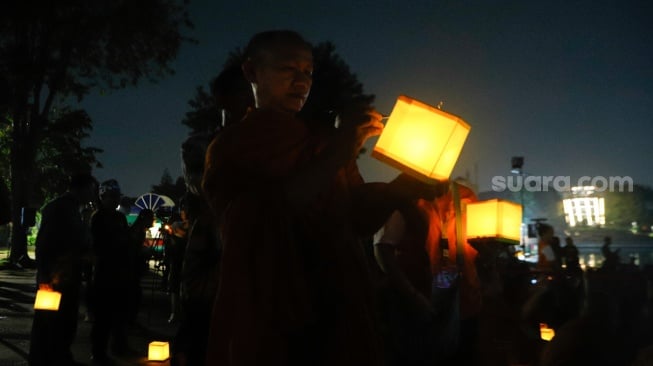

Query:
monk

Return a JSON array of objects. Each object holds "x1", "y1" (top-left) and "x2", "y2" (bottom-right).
[{"x1": 202, "y1": 30, "x2": 436, "y2": 366}]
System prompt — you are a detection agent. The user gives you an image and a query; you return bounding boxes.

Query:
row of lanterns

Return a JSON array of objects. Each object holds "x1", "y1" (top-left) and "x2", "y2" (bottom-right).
[
  {"x1": 34, "y1": 291, "x2": 170, "y2": 361},
  {"x1": 34, "y1": 95, "x2": 528, "y2": 354},
  {"x1": 373, "y1": 95, "x2": 523, "y2": 244},
  {"x1": 376, "y1": 96, "x2": 549, "y2": 341}
]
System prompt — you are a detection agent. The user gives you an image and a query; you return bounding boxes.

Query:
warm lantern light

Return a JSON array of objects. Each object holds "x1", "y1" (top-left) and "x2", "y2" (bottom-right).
[
  {"x1": 466, "y1": 199, "x2": 522, "y2": 244},
  {"x1": 540, "y1": 323, "x2": 555, "y2": 341},
  {"x1": 148, "y1": 341, "x2": 170, "y2": 361},
  {"x1": 372, "y1": 95, "x2": 471, "y2": 183},
  {"x1": 33, "y1": 289, "x2": 61, "y2": 311}
]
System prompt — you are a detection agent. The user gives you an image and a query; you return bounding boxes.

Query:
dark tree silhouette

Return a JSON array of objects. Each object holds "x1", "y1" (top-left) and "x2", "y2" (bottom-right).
[
  {"x1": 181, "y1": 86, "x2": 220, "y2": 135},
  {"x1": 151, "y1": 169, "x2": 186, "y2": 206},
  {"x1": 0, "y1": 0, "x2": 193, "y2": 265},
  {"x1": 181, "y1": 42, "x2": 375, "y2": 136},
  {"x1": 181, "y1": 51, "x2": 249, "y2": 135},
  {"x1": 605, "y1": 184, "x2": 653, "y2": 230},
  {"x1": 298, "y1": 41, "x2": 375, "y2": 131},
  {"x1": 33, "y1": 108, "x2": 103, "y2": 203},
  {"x1": 1, "y1": 108, "x2": 100, "y2": 223}
]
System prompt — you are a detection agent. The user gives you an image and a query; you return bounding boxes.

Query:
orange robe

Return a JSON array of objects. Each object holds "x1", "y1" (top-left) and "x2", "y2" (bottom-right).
[
  {"x1": 202, "y1": 109, "x2": 389, "y2": 366},
  {"x1": 395, "y1": 184, "x2": 482, "y2": 319}
]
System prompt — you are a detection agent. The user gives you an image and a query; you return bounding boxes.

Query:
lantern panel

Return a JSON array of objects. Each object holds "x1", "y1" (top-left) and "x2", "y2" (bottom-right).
[
  {"x1": 466, "y1": 200, "x2": 499, "y2": 238},
  {"x1": 467, "y1": 199, "x2": 522, "y2": 243},
  {"x1": 499, "y1": 201, "x2": 523, "y2": 243},
  {"x1": 540, "y1": 323, "x2": 555, "y2": 341},
  {"x1": 34, "y1": 289, "x2": 62, "y2": 311},
  {"x1": 148, "y1": 341, "x2": 170, "y2": 361},
  {"x1": 372, "y1": 95, "x2": 470, "y2": 183},
  {"x1": 433, "y1": 121, "x2": 469, "y2": 179}
]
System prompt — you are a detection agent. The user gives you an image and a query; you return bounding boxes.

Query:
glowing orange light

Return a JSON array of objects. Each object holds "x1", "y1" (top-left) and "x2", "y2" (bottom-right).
[
  {"x1": 372, "y1": 95, "x2": 471, "y2": 183},
  {"x1": 148, "y1": 341, "x2": 170, "y2": 361},
  {"x1": 34, "y1": 289, "x2": 61, "y2": 311},
  {"x1": 466, "y1": 199, "x2": 522, "y2": 244},
  {"x1": 540, "y1": 323, "x2": 555, "y2": 341}
]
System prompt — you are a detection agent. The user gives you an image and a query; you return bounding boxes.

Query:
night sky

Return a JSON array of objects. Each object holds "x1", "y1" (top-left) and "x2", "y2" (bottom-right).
[{"x1": 80, "y1": 0, "x2": 653, "y2": 198}]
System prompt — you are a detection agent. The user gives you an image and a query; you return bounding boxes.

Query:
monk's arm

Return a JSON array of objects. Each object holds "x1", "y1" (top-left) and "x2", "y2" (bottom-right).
[
  {"x1": 373, "y1": 211, "x2": 414, "y2": 294},
  {"x1": 283, "y1": 114, "x2": 383, "y2": 210},
  {"x1": 351, "y1": 174, "x2": 447, "y2": 237},
  {"x1": 374, "y1": 211, "x2": 434, "y2": 316}
]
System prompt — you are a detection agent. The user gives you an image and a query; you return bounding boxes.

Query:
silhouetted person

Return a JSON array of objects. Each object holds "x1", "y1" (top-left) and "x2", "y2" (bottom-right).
[
  {"x1": 539, "y1": 291, "x2": 637, "y2": 366},
  {"x1": 374, "y1": 181, "x2": 480, "y2": 365},
  {"x1": 537, "y1": 223, "x2": 557, "y2": 272},
  {"x1": 126, "y1": 208, "x2": 154, "y2": 322},
  {"x1": 172, "y1": 139, "x2": 219, "y2": 366},
  {"x1": 89, "y1": 179, "x2": 135, "y2": 363},
  {"x1": 29, "y1": 173, "x2": 98, "y2": 366},
  {"x1": 601, "y1": 236, "x2": 620, "y2": 271},
  {"x1": 172, "y1": 58, "x2": 252, "y2": 366},
  {"x1": 564, "y1": 236, "x2": 581, "y2": 273},
  {"x1": 165, "y1": 205, "x2": 189, "y2": 324},
  {"x1": 551, "y1": 236, "x2": 563, "y2": 270}
]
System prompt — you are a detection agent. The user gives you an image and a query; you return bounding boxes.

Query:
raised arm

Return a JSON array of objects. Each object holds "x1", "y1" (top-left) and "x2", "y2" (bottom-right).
[{"x1": 283, "y1": 108, "x2": 384, "y2": 209}]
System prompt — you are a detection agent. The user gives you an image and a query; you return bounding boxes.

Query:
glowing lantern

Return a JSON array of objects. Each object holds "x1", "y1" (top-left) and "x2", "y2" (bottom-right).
[
  {"x1": 33, "y1": 289, "x2": 62, "y2": 311},
  {"x1": 372, "y1": 95, "x2": 471, "y2": 183},
  {"x1": 466, "y1": 199, "x2": 522, "y2": 244},
  {"x1": 148, "y1": 341, "x2": 170, "y2": 361},
  {"x1": 540, "y1": 323, "x2": 555, "y2": 341}
]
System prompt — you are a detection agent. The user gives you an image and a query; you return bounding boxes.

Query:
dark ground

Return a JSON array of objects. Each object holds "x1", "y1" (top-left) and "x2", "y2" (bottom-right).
[{"x1": 0, "y1": 264, "x2": 176, "y2": 366}]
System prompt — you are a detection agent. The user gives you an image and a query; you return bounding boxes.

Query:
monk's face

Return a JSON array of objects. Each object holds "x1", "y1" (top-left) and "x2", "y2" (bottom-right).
[{"x1": 246, "y1": 44, "x2": 313, "y2": 114}]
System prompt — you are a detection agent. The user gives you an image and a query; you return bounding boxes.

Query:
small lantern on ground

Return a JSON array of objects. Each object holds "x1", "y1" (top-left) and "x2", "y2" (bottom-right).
[
  {"x1": 372, "y1": 95, "x2": 471, "y2": 183},
  {"x1": 540, "y1": 323, "x2": 555, "y2": 341},
  {"x1": 466, "y1": 199, "x2": 522, "y2": 244},
  {"x1": 33, "y1": 289, "x2": 62, "y2": 311},
  {"x1": 148, "y1": 341, "x2": 170, "y2": 361}
]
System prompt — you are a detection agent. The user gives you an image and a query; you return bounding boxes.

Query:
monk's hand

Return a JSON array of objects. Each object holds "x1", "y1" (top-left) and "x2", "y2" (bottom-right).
[
  {"x1": 335, "y1": 105, "x2": 384, "y2": 159},
  {"x1": 390, "y1": 173, "x2": 449, "y2": 203}
]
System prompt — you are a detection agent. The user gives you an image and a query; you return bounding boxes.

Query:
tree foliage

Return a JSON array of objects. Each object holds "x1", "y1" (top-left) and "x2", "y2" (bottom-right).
[
  {"x1": 605, "y1": 184, "x2": 653, "y2": 229},
  {"x1": 151, "y1": 169, "x2": 186, "y2": 205},
  {"x1": 1, "y1": 0, "x2": 194, "y2": 107},
  {"x1": 181, "y1": 50, "x2": 246, "y2": 135},
  {"x1": 298, "y1": 41, "x2": 375, "y2": 130},
  {"x1": 181, "y1": 85, "x2": 218, "y2": 134},
  {"x1": 181, "y1": 42, "x2": 376, "y2": 136},
  {"x1": 0, "y1": 108, "x2": 102, "y2": 204},
  {"x1": 35, "y1": 108, "x2": 103, "y2": 203},
  {"x1": 0, "y1": 0, "x2": 193, "y2": 264}
]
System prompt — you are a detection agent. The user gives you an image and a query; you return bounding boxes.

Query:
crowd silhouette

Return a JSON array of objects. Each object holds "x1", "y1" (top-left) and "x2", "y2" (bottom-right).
[{"x1": 17, "y1": 29, "x2": 653, "y2": 366}]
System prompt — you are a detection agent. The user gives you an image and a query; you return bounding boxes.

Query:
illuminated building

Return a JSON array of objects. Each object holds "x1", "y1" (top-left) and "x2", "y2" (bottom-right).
[{"x1": 562, "y1": 186, "x2": 605, "y2": 227}]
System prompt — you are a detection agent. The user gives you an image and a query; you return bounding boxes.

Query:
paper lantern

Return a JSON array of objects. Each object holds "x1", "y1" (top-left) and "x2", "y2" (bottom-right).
[
  {"x1": 466, "y1": 199, "x2": 522, "y2": 244},
  {"x1": 33, "y1": 289, "x2": 61, "y2": 311},
  {"x1": 148, "y1": 341, "x2": 170, "y2": 361},
  {"x1": 372, "y1": 95, "x2": 471, "y2": 183},
  {"x1": 540, "y1": 323, "x2": 555, "y2": 341}
]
